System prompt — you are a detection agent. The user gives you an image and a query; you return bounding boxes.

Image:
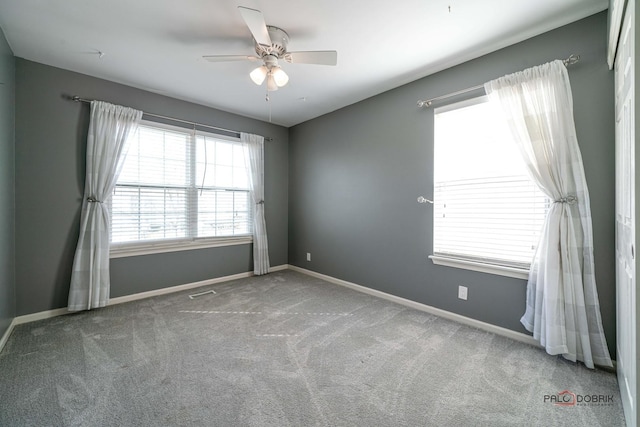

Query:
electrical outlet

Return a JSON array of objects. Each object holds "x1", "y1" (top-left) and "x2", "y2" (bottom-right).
[
  {"x1": 458, "y1": 285, "x2": 468, "y2": 301},
  {"x1": 306, "y1": 252, "x2": 311, "y2": 262}
]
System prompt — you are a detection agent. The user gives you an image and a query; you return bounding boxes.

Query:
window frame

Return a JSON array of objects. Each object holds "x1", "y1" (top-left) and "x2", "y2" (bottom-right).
[
  {"x1": 428, "y1": 255, "x2": 530, "y2": 280},
  {"x1": 430, "y1": 96, "x2": 548, "y2": 279},
  {"x1": 109, "y1": 120, "x2": 253, "y2": 258}
]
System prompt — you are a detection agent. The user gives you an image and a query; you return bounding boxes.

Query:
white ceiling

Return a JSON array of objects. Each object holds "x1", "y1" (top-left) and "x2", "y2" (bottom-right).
[{"x1": 0, "y1": 0, "x2": 608, "y2": 127}]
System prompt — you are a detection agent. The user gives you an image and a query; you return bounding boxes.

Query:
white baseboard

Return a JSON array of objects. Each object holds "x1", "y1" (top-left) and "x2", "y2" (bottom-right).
[
  {"x1": 269, "y1": 264, "x2": 290, "y2": 273},
  {"x1": 110, "y1": 264, "x2": 288, "y2": 305},
  {"x1": 0, "y1": 318, "x2": 17, "y2": 354},
  {"x1": 0, "y1": 264, "x2": 289, "y2": 347},
  {"x1": 290, "y1": 266, "x2": 618, "y2": 371},
  {"x1": 13, "y1": 307, "x2": 69, "y2": 325},
  {"x1": 108, "y1": 271, "x2": 253, "y2": 305},
  {"x1": 288, "y1": 265, "x2": 541, "y2": 348}
]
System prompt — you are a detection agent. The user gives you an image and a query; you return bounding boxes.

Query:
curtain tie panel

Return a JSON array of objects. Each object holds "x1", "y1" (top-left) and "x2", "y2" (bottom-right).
[
  {"x1": 485, "y1": 60, "x2": 612, "y2": 369},
  {"x1": 241, "y1": 132, "x2": 270, "y2": 275},
  {"x1": 68, "y1": 101, "x2": 142, "y2": 311}
]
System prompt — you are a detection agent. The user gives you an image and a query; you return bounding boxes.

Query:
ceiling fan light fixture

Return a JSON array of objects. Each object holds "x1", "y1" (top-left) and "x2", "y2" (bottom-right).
[
  {"x1": 266, "y1": 73, "x2": 278, "y2": 91},
  {"x1": 272, "y1": 66, "x2": 289, "y2": 87},
  {"x1": 250, "y1": 65, "x2": 268, "y2": 85}
]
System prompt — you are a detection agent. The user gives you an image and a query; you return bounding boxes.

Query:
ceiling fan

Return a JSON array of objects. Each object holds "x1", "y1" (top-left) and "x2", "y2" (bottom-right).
[{"x1": 203, "y1": 6, "x2": 337, "y2": 91}]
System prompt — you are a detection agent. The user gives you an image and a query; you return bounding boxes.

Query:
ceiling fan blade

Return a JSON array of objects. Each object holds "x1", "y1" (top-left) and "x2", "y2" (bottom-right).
[
  {"x1": 203, "y1": 55, "x2": 261, "y2": 62},
  {"x1": 238, "y1": 6, "x2": 272, "y2": 47},
  {"x1": 285, "y1": 51, "x2": 337, "y2": 66}
]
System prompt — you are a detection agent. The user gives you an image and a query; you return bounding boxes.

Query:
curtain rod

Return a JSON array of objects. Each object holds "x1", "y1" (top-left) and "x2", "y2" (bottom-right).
[
  {"x1": 69, "y1": 96, "x2": 273, "y2": 141},
  {"x1": 416, "y1": 54, "x2": 580, "y2": 108}
]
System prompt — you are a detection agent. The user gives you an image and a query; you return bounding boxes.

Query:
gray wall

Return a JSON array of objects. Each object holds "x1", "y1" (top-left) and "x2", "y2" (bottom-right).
[
  {"x1": 289, "y1": 12, "x2": 617, "y2": 357},
  {"x1": 0, "y1": 29, "x2": 15, "y2": 338},
  {"x1": 15, "y1": 60, "x2": 288, "y2": 315}
]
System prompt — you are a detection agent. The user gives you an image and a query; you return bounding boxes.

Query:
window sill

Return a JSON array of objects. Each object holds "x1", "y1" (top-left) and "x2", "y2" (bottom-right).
[
  {"x1": 429, "y1": 255, "x2": 529, "y2": 280},
  {"x1": 110, "y1": 236, "x2": 253, "y2": 258}
]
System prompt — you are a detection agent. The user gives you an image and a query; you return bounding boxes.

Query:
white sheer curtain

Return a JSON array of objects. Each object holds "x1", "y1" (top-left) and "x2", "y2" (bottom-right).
[
  {"x1": 241, "y1": 132, "x2": 270, "y2": 275},
  {"x1": 485, "y1": 60, "x2": 612, "y2": 369},
  {"x1": 68, "y1": 101, "x2": 142, "y2": 311}
]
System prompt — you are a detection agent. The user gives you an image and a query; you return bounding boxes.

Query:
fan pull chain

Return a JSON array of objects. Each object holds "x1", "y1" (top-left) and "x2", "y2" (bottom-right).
[{"x1": 266, "y1": 89, "x2": 272, "y2": 123}]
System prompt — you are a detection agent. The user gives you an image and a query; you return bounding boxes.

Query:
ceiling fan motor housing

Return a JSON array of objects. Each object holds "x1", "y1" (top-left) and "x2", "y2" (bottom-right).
[
  {"x1": 263, "y1": 54, "x2": 279, "y2": 69},
  {"x1": 255, "y1": 26, "x2": 290, "y2": 58}
]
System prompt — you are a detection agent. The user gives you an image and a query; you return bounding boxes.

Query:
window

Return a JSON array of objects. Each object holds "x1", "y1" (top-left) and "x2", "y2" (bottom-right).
[
  {"x1": 431, "y1": 96, "x2": 549, "y2": 277},
  {"x1": 110, "y1": 121, "x2": 252, "y2": 256}
]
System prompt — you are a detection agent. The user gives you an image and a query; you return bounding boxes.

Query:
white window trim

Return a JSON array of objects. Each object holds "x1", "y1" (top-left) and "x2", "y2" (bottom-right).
[
  {"x1": 429, "y1": 255, "x2": 529, "y2": 280},
  {"x1": 110, "y1": 235, "x2": 253, "y2": 258}
]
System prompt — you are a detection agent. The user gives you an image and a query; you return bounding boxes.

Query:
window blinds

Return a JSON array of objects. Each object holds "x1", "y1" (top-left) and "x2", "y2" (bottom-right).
[
  {"x1": 433, "y1": 97, "x2": 549, "y2": 268},
  {"x1": 433, "y1": 176, "x2": 548, "y2": 268},
  {"x1": 111, "y1": 122, "x2": 251, "y2": 245}
]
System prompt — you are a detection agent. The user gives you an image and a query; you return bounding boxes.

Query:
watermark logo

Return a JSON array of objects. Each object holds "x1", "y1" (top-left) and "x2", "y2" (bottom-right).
[
  {"x1": 544, "y1": 390, "x2": 615, "y2": 407},
  {"x1": 544, "y1": 390, "x2": 576, "y2": 406}
]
